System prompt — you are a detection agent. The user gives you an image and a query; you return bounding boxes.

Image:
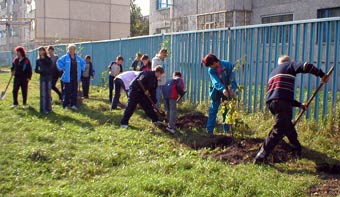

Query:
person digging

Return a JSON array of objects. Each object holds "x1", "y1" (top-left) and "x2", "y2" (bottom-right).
[
  {"x1": 202, "y1": 53, "x2": 238, "y2": 137},
  {"x1": 120, "y1": 66, "x2": 165, "y2": 128},
  {"x1": 254, "y1": 55, "x2": 330, "y2": 164}
]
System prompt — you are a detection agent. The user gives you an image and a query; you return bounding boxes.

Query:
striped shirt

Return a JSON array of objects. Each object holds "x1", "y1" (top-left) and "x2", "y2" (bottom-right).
[{"x1": 266, "y1": 61, "x2": 325, "y2": 107}]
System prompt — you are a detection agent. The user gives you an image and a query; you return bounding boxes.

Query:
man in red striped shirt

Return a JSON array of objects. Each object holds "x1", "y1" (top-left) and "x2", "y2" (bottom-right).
[{"x1": 254, "y1": 55, "x2": 329, "y2": 164}]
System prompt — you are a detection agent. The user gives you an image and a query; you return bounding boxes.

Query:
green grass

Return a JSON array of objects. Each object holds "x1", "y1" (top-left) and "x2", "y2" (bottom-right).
[{"x1": 0, "y1": 69, "x2": 339, "y2": 196}]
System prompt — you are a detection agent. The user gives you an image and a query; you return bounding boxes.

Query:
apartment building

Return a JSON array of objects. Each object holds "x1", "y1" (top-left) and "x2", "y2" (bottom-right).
[
  {"x1": 0, "y1": 0, "x2": 130, "y2": 51},
  {"x1": 149, "y1": 0, "x2": 340, "y2": 34}
]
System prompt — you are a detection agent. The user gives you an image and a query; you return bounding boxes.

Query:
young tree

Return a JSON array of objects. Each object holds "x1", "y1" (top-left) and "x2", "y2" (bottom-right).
[{"x1": 130, "y1": 0, "x2": 149, "y2": 37}]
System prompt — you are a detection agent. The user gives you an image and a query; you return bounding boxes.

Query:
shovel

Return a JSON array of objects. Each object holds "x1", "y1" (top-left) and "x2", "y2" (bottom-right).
[
  {"x1": 293, "y1": 65, "x2": 335, "y2": 125},
  {"x1": 0, "y1": 74, "x2": 14, "y2": 100},
  {"x1": 137, "y1": 80, "x2": 166, "y2": 121}
]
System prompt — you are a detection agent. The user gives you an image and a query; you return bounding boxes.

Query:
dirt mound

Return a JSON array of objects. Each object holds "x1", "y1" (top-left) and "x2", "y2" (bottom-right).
[
  {"x1": 316, "y1": 163, "x2": 340, "y2": 175},
  {"x1": 176, "y1": 112, "x2": 208, "y2": 129},
  {"x1": 207, "y1": 138, "x2": 296, "y2": 165},
  {"x1": 187, "y1": 135, "x2": 234, "y2": 149},
  {"x1": 308, "y1": 177, "x2": 340, "y2": 196}
]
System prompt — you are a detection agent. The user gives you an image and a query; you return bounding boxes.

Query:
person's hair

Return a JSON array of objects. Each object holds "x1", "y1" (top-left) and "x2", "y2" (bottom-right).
[
  {"x1": 15, "y1": 46, "x2": 26, "y2": 57},
  {"x1": 141, "y1": 54, "x2": 149, "y2": 61},
  {"x1": 47, "y1": 46, "x2": 54, "y2": 51},
  {"x1": 67, "y1": 44, "x2": 76, "y2": 51},
  {"x1": 85, "y1": 55, "x2": 91, "y2": 60},
  {"x1": 173, "y1": 71, "x2": 182, "y2": 78},
  {"x1": 159, "y1": 48, "x2": 168, "y2": 55},
  {"x1": 278, "y1": 55, "x2": 291, "y2": 65},
  {"x1": 202, "y1": 53, "x2": 219, "y2": 67},
  {"x1": 116, "y1": 55, "x2": 124, "y2": 61},
  {"x1": 154, "y1": 65, "x2": 165, "y2": 74},
  {"x1": 38, "y1": 46, "x2": 48, "y2": 59},
  {"x1": 135, "y1": 52, "x2": 142, "y2": 60}
]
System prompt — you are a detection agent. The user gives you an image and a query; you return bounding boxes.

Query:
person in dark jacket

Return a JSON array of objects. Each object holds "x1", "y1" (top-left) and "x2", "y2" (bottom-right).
[
  {"x1": 140, "y1": 55, "x2": 152, "y2": 71},
  {"x1": 11, "y1": 46, "x2": 32, "y2": 108},
  {"x1": 130, "y1": 52, "x2": 142, "y2": 71},
  {"x1": 108, "y1": 56, "x2": 124, "y2": 103},
  {"x1": 120, "y1": 66, "x2": 165, "y2": 128},
  {"x1": 81, "y1": 55, "x2": 94, "y2": 99},
  {"x1": 47, "y1": 46, "x2": 62, "y2": 101},
  {"x1": 254, "y1": 55, "x2": 329, "y2": 164},
  {"x1": 35, "y1": 47, "x2": 53, "y2": 114},
  {"x1": 162, "y1": 71, "x2": 185, "y2": 134}
]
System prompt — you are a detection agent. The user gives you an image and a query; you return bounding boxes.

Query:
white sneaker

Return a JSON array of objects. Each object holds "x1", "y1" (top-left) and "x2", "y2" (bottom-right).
[
  {"x1": 120, "y1": 124, "x2": 129, "y2": 129},
  {"x1": 71, "y1": 105, "x2": 78, "y2": 110},
  {"x1": 166, "y1": 126, "x2": 176, "y2": 134},
  {"x1": 11, "y1": 104, "x2": 18, "y2": 108},
  {"x1": 22, "y1": 105, "x2": 29, "y2": 109}
]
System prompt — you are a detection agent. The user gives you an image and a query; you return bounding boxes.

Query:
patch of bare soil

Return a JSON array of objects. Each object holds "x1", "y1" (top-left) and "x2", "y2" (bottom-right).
[
  {"x1": 207, "y1": 138, "x2": 297, "y2": 165},
  {"x1": 176, "y1": 112, "x2": 208, "y2": 129},
  {"x1": 308, "y1": 177, "x2": 340, "y2": 196}
]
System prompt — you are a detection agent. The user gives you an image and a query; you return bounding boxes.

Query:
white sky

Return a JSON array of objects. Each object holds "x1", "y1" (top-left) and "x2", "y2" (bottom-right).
[{"x1": 135, "y1": 0, "x2": 150, "y2": 16}]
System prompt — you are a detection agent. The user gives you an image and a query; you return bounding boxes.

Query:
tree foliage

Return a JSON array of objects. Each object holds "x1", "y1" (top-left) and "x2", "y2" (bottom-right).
[{"x1": 130, "y1": 0, "x2": 149, "y2": 37}]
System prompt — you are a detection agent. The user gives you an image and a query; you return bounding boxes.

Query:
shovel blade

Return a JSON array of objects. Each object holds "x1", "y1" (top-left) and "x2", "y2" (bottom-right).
[{"x1": 0, "y1": 91, "x2": 6, "y2": 100}]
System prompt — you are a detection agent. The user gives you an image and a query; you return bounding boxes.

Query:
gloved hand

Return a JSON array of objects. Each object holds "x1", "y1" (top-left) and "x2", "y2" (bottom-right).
[{"x1": 300, "y1": 103, "x2": 308, "y2": 111}]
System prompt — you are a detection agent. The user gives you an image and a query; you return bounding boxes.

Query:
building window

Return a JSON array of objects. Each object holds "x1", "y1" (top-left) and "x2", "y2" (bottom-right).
[
  {"x1": 156, "y1": 0, "x2": 169, "y2": 10},
  {"x1": 197, "y1": 12, "x2": 226, "y2": 30},
  {"x1": 317, "y1": 7, "x2": 340, "y2": 18},
  {"x1": 261, "y1": 14, "x2": 293, "y2": 24},
  {"x1": 261, "y1": 14, "x2": 293, "y2": 44},
  {"x1": 317, "y1": 7, "x2": 340, "y2": 42}
]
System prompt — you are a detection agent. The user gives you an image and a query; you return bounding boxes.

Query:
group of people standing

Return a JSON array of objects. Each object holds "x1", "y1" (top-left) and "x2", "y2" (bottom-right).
[{"x1": 10, "y1": 44, "x2": 94, "y2": 113}]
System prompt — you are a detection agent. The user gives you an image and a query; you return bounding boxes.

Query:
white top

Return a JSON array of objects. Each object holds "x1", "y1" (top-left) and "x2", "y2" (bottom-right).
[{"x1": 116, "y1": 71, "x2": 141, "y2": 90}]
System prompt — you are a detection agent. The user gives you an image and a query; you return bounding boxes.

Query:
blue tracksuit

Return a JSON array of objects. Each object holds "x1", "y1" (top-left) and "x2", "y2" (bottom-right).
[{"x1": 206, "y1": 60, "x2": 237, "y2": 134}]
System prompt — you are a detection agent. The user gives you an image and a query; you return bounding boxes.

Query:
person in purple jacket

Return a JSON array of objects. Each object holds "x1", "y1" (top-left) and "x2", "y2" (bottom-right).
[
  {"x1": 254, "y1": 55, "x2": 329, "y2": 164},
  {"x1": 162, "y1": 72, "x2": 185, "y2": 134}
]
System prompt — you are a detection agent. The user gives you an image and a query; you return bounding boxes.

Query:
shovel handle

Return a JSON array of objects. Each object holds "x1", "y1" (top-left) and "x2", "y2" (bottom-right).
[{"x1": 293, "y1": 65, "x2": 335, "y2": 125}]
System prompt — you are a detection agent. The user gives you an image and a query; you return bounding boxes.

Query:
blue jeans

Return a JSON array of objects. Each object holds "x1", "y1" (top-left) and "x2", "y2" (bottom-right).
[
  {"x1": 40, "y1": 78, "x2": 52, "y2": 113},
  {"x1": 164, "y1": 98, "x2": 177, "y2": 129},
  {"x1": 156, "y1": 85, "x2": 164, "y2": 108},
  {"x1": 206, "y1": 96, "x2": 230, "y2": 134}
]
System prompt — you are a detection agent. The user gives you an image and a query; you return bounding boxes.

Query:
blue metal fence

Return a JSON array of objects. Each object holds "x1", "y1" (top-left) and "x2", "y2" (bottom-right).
[{"x1": 1, "y1": 17, "x2": 340, "y2": 120}]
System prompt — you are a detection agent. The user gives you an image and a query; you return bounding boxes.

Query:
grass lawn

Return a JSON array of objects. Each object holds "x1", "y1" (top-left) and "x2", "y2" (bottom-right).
[{"x1": 0, "y1": 68, "x2": 339, "y2": 196}]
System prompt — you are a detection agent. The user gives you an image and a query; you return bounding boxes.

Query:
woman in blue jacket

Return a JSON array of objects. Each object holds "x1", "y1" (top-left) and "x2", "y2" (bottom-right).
[
  {"x1": 57, "y1": 44, "x2": 86, "y2": 110},
  {"x1": 202, "y1": 54, "x2": 238, "y2": 137}
]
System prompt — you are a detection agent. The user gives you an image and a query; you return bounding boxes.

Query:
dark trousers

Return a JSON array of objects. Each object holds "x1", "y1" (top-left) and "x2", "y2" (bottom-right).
[
  {"x1": 40, "y1": 78, "x2": 52, "y2": 113},
  {"x1": 81, "y1": 77, "x2": 91, "y2": 97},
  {"x1": 109, "y1": 75, "x2": 115, "y2": 102},
  {"x1": 62, "y1": 79, "x2": 78, "y2": 108},
  {"x1": 257, "y1": 100, "x2": 301, "y2": 159},
  {"x1": 120, "y1": 90, "x2": 158, "y2": 125},
  {"x1": 51, "y1": 77, "x2": 62, "y2": 100},
  {"x1": 111, "y1": 78, "x2": 126, "y2": 109},
  {"x1": 12, "y1": 78, "x2": 28, "y2": 105}
]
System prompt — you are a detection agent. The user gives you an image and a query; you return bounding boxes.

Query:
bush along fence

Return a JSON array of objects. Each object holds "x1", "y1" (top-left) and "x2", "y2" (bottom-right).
[{"x1": 1, "y1": 17, "x2": 339, "y2": 121}]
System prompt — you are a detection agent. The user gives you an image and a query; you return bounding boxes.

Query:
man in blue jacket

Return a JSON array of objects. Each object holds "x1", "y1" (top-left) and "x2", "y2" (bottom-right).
[
  {"x1": 57, "y1": 44, "x2": 86, "y2": 110},
  {"x1": 202, "y1": 54, "x2": 238, "y2": 137}
]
